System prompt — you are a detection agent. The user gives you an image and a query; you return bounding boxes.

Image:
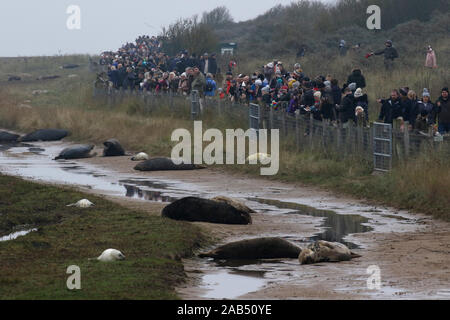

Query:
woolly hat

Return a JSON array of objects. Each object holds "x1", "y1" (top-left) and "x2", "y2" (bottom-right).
[
  {"x1": 354, "y1": 88, "x2": 363, "y2": 98},
  {"x1": 399, "y1": 87, "x2": 409, "y2": 96},
  {"x1": 355, "y1": 106, "x2": 365, "y2": 117},
  {"x1": 255, "y1": 79, "x2": 262, "y2": 86},
  {"x1": 314, "y1": 91, "x2": 322, "y2": 99},
  {"x1": 422, "y1": 88, "x2": 430, "y2": 97},
  {"x1": 262, "y1": 86, "x2": 270, "y2": 93},
  {"x1": 442, "y1": 87, "x2": 449, "y2": 93}
]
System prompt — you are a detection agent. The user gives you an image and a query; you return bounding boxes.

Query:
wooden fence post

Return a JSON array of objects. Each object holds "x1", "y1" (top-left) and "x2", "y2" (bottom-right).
[
  {"x1": 296, "y1": 112, "x2": 300, "y2": 151},
  {"x1": 269, "y1": 107, "x2": 274, "y2": 130},
  {"x1": 309, "y1": 113, "x2": 314, "y2": 150},
  {"x1": 404, "y1": 121, "x2": 410, "y2": 158}
]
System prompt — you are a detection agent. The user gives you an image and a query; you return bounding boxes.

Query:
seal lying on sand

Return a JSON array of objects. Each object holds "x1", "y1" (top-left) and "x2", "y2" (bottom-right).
[
  {"x1": 103, "y1": 139, "x2": 125, "y2": 157},
  {"x1": 134, "y1": 157, "x2": 205, "y2": 171},
  {"x1": 211, "y1": 196, "x2": 255, "y2": 214},
  {"x1": 199, "y1": 237, "x2": 301, "y2": 260},
  {"x1": 54, "y1": 144, "x2": 96, "y2": 160},
  {"x1": 21, "y1": 129, "x2": 69, "y2": 142},
  {"x1": 162, "y1": 197, "x2": 252, "y2": 225},
  {"x1": 298, "y1": 240, "x2": 361, "y2": 265},
  {"x1": 0, "y1": 131, "x2": 20, "y2": 142}
]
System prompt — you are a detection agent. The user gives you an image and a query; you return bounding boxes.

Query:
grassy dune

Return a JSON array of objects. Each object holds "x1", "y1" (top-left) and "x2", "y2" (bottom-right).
[{"x1": 0, "y1": 174, "x2": 206, "y2": 299}]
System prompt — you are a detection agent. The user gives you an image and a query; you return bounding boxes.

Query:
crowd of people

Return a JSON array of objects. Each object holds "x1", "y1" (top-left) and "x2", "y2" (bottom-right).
[{"x1": 100, "y1": 36, "x2": 449, "y2": 135}]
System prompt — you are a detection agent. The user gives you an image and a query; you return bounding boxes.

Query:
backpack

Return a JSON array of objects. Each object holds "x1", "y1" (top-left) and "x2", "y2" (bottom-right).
[{"x1": 206, "y1": 80, "x2": 214, "y2": 92}]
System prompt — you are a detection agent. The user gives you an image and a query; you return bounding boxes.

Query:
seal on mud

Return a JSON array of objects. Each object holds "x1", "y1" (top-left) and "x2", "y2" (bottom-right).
[
  {"x1": 20, "y1": 129, "x2": 69, "y2": 142},
  {"x1": 199, "y1": 237, "x2": 301, "y2": 259},
  {"x1": 0, "y1": 131, "x2": 20, "y2": 142},
  {"x1": 161, "y1": 196, "x2": 252, "y2": 225},
  {"x1": 134, "y1": 157, "x2": 205, "y2": 171},
  {"x1": 298, "y1": 240, "x2": 361, "y2": 265},
  {"x1": 211, "y1": 196, "x2": 256, "y2": 214},
  {"x1": 54, "y1": 144, "x2": 96, "y2": 160},
  {"x1": 103, "y1": 139, "x2": 126, "y2": 157}
]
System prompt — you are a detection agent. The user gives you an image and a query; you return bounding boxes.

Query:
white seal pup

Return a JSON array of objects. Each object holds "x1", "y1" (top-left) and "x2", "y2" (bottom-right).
[
  {"x1": 246, "y1": 153, "x2": 271, "y2": 163},
  {"x1": 67, "y1": 199, "x2": 94, "y2": 208},
  {"x1": 96, "y1": 249, "x2": 126, "y2": 262},
  {"x1": 131, "y1": 152, "x2": 149, "y2": 161}
]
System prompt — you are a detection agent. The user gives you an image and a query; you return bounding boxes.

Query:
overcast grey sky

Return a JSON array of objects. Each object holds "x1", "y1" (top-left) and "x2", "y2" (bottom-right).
[{"x1": 0, "y1": 0, "x2": 335, "y2": 57}]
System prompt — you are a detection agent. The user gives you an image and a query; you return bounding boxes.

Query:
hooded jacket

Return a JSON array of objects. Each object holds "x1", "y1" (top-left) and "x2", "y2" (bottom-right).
[
  {"x1": 378, "y1": 98, "x2": 402, "y2": 124},
  {"x1": 339, "y1": 93, "x2": 356, "y2": 123},
  {"x1": 347, "y1": 70, "x2": 366, "y2": 89},
  {"x1": 436, "y1": 95, "x2": 450, "y2": 123}
]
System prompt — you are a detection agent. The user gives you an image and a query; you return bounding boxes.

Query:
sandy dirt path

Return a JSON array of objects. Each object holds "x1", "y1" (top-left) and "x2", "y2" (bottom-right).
[
  {"x1": 77, "y1": 153, "x2": 450, "y2": 300},
  {"x1": 1, "y1": 140, "x2": 449, "y2": 300}
]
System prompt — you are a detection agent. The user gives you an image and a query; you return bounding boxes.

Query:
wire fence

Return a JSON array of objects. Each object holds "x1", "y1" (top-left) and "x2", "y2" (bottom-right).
[{"x1": 92, "y1": 86, "x2": 449, "y2": 172}]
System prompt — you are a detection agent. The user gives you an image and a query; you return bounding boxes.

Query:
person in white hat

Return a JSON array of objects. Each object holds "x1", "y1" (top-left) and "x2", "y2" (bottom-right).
[{"x1": 354, "y1": 88, "x2": 369, "y2": 123}]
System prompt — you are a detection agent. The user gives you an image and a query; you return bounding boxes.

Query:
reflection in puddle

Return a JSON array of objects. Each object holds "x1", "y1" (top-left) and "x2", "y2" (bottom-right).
[
  {"x1": 123, "y1": 184, "x2": 178, "y2": 203},
  {"x1": 201, "y1": 271, "x2": 266, "y2": 299},
  {"x1": 249, "y1": 198, "x2": 372, "y2": 249}
]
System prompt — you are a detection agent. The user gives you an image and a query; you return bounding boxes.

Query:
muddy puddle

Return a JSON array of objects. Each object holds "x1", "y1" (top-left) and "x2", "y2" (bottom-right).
[{"x1": 0, "y1": 140, "x2": 424, "y2": 299}]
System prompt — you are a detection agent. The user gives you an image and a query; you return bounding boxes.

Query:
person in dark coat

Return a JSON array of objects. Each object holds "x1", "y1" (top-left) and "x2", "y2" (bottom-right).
[
  {"x1": 338, "y1": 86, "x2": 356, "y2": 125},
  {"x1": 321, "y1": 86, "x2": 335, "y2": 121},
  {"x1": 413, "y1": 89, "x2": 436, "y2": 126},
  {"x1": 373, "y1": 40, "x2": 399, "y2": 70},
  {"x1": 435, "y1": 87, "x2": 450, "y2": 134},
  {"x1": 377, "y1": 89, "x2": 403, "y2": 124},
  {"x1": 209, "y1": 54, "x2": 218, "y2": 75},
  {"x1": 301, "y1": 82, "x2": 315, "y2": 107},
  {"x1": 122, "y1": 67, "x2": 136, "y2": 91},
  {"x1": 347, "y1": 69, "x2": 366, "y2": 89},
  {"x1": 108, "y1": 66, "x2": 120, "y2": 89}
]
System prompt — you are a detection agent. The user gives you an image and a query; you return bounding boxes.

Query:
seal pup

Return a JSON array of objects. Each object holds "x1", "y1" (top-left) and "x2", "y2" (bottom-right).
[
  {"x1": 54, "y1": 144, "x2": 96, "y2": 160},
  {"x1": 131, "y1": 152, "x2": 149, "y2": 161},
  {"x1": 67, "y1": 199, "x2": 94, "y2": 208},
  {"x1": 246, "y1": 153, "x2": 271, "y2": 163},
  {"x1": 95, "y1": 249, "x2": 125, "y2": 262},
  {"x1": 298, "y1": 240, "x2": 361, "y2": 265},
  {"x1": 199, "y1": 237, "x2": 301, "y2": 260}
]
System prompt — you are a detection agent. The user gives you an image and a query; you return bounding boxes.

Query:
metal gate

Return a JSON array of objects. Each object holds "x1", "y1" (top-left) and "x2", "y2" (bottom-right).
[
  {"x1": 249, "y1": 103, "x2": 260, "y2": 132},
  {"x1": 373, "y1": 122, "x2": 392, "y2": 172}
]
